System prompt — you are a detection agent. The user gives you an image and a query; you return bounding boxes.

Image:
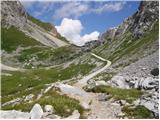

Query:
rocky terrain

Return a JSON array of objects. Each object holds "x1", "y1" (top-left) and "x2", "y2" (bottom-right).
[{"x1": 1, "y1": 0, "x2": 159, "y2": 119}]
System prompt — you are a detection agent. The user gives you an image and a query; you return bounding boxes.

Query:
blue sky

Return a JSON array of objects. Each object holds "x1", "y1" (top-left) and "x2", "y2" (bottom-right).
[{"x1": 21, "y1": 1, "x2": 140, "y2": 46}]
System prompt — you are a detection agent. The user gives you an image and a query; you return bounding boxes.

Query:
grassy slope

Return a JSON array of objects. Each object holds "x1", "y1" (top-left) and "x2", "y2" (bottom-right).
[
  {"x1": 2, "y1": 63, "x2": 96, "y2": 97},
  {"x1": 2, "y1": 89, "x2": 84, "y2": 118},
  {"x1": 17, "y1": 46, "x2": 82, "y2": 67},
  {"x1": 93, "y1": 21, "x2": 159, "y2": 63},
  {"x1": 2, "y1": 63, "x2": 95, "y2": 117},
  {"x1": 28, "y1": 15, "x2": 53, "y2": 31},
  {"x1": 1, "y1": 26, "x2": 43, "y2": 52},
  {"x1": 122, "y1": 105, "x2": 154, "y2": 119},
  {"x1": 86, "y1": 85, "x2": 143, "y2": 103}
]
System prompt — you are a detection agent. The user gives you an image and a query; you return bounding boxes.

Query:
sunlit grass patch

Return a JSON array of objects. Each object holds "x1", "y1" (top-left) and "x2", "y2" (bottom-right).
[
  {"x1": 122, "y1": 105, "x2": 154, "y2": 119},
  {"x1": 86, "y1": 85, "x2": 143, "y2": 103}
]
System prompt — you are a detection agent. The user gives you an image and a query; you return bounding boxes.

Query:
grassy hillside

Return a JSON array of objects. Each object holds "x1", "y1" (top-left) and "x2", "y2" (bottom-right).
[
  {"x1": 2, "y1": 63, "x2": 96, "y2": 96},
  {"x1": 2, "y1": 63, "x2": 96, "y2": 117},
  {"x1": 28, "y1": 14, "x2": 53, "y2": 31},
  {"x1": 1, "y1": 26, "x2": 43, "y2": 52},
  {"x1": 16, "y1": 46, "x2": 82, "y2": 68},
  {"x1": 93, "y1": 21, "x2": 158, "y2": 64}
]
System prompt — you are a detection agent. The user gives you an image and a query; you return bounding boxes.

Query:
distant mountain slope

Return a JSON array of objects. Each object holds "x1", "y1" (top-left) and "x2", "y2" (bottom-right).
[
  {"x1": 1, "y1": 0, "x2": 68, "y2": 51},
  {"x1": 93, "y1": 1, "x2": 158, "y2": 66},
  {"x1": 1, "y1": 0, "x2": 77, "y2": 68}
]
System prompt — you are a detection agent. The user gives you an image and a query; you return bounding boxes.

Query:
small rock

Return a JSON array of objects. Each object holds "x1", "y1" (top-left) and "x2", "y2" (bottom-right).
[
  {"x1": 44, "y1": 114, "x2": 61, "y2": 119},
  {"x1": 30, "y1": 104, "x2": 43, "y2": 119},
  {"x1": 95, "y1": 80, "x2": 107, "y2": 86},
  {"x1": 81, "y1": 102, "x2": 90, "y2": 110},
  {"x1": 133, "y1": 99, "x2": 140, "y2": 106},
  {"x1": 65, "y1": 110, "x2": 80, "y2": 119},
  {"x1": 119, "y1": 100, "x2": 126, "y2": 106},
  {"x1": 117, "y1": 112, "x2": 125, "y2": 117},
  {"x1": 44, "y1": 105, "x2": 55, "y2": 114},
  {"x1": 97, "y1": 93, "x2": 110, "y2": 101},
  {"x1": 24, "y1": 94, "x2": 34, "y2": 102}
]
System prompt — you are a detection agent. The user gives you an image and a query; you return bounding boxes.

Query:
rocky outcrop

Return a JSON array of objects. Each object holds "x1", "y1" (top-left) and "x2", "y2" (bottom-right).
[
  {"x1": 107, "y1": 51, "x2": 159, "y2": 116},
  {"x1": 1, "y1": 1, "x2": 27, "y2": 28},
  {"x1": 1, "y1": 103, "x2": 61, "y2": 119},
  {"x1": 100, "y1": 1, "x2": 158, "y2": 40}
]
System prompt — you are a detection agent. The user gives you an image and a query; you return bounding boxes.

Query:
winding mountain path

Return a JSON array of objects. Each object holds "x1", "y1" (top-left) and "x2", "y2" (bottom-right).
[
  {"x1": 75, "y1": 53, "x2": 111, "y2": 88},
  {"x1": 55, "y1": 53, "x2": 123, "y2": 119}
]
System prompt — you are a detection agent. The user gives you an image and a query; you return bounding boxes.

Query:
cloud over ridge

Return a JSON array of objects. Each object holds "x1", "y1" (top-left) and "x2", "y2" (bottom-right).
[{"x1": 56, "y1": 18, "x2": 99, "y2": 46}]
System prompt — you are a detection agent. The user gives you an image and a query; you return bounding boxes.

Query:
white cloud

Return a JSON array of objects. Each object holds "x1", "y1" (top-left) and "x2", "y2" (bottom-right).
[
  {"x1": 94, "y1": 2, "x2": 126, "y2": 14},
  {"x1": 53, "y1": 2, "x2": 89, "y2": 20},
  {"x1": 82, "y1": 32, "x2": 100, "y2": 42},
  {"x1": 55, "y1": 18, "x2": 99, "y2": 46},
  {"x1": 53, "y1": 1, "x2": 126, "y2": 20}
]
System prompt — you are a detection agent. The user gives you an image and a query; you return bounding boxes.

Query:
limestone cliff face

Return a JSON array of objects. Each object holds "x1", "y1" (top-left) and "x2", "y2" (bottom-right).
[
  {"x1": 101, "y1": 1, "x2": 159, "y2": 41},
  {"x1": 1, "y1": 0, "x2": 61, "y2": 38},
  {"x1": 1, "y1": 1, "x2": 27, "y2": 28}
]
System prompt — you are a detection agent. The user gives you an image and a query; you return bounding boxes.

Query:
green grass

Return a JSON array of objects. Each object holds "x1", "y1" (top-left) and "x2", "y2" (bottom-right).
[
  {"x1": 1, "y1": 84, "x2": 45, "y2": 104},
  {"x1": 28, "y1": 15, "x2": 53, "y2": 31},
  {"x1": 122, "y1": 105, "x2": 154, "y2": 119},
  {"x1": 17, "y1": 46, "x2": 51, "y2": 62},
  {"x1": 94, "y1": 72, "x2": 116, "y2": 81},
  {"x1": 1, "y1": 26, "x2": 43, "y2": 52},
  {"x1": 2, "y1": 90, "x2": 84, "y2": 117},
  {"x1": 86, "y1": 85, "x2": 143, "y2": 103},
  {"x1": 2, "y1": 63, "x2": 96, "y2": 97},
  {"x1": 17, "y1": 46, "x2": 80, "y2": 66}
]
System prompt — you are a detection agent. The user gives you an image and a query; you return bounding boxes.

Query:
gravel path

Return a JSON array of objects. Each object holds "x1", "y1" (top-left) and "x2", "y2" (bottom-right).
[{"x1": 56, "y1": 53, "x2": 121, "y2": 118}]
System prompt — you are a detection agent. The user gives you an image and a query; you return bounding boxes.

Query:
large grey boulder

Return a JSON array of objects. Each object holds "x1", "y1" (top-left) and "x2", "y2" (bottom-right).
[
  {"x1": 54, "y1": 83, "x2": 87, "y2": 96},
  {"x1": 107, "y1": 75, "x2": 129, "y2": 89},
  {"x1": 30, "y1": 104, "x2": 43, "y2": 119}
]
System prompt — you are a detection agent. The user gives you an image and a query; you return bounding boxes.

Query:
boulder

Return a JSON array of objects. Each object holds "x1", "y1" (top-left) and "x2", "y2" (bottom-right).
[
  {"x1": 81, "y1": 102, "x2": 90, "y2": 110},
  {"x1": 0, "y1": 110, "x2": 30, "y2": 119},
  {"x1": 54, "y1": 83, "x2": 87, "y2": 96},
  {"x1": 119, "y1": 100, "x2": 126, "y2": 106},
  {"x1": 44, "y1": 105, "x2": 55, "y2": 114},
  {"x1": 24, "y1": 94, "x2": 34, "y2": 102},
  {"x1": 108, "y1": 75, "x2": 129, "y2": 89},
  {"x1": 30, "y1": 104, "x2": 43, "y2": 119},
  {"x1": 150, "y1": 68, "x2": 159, "y2": 76},
  {"x1": 65, "y1": 110, "x2": 80, "y2": 119},
  {"x1": 97, "y1": 93, "x2": 111, "y2": 101},
  {"x1": 95, "y1": 80, "x2": 107, "y2": 86}
]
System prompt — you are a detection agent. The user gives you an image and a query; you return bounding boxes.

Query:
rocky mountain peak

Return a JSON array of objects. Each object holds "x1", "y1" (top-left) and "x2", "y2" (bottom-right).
[{"x1": 1, "y1": 1, "x2": 27, "y2": 28}]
